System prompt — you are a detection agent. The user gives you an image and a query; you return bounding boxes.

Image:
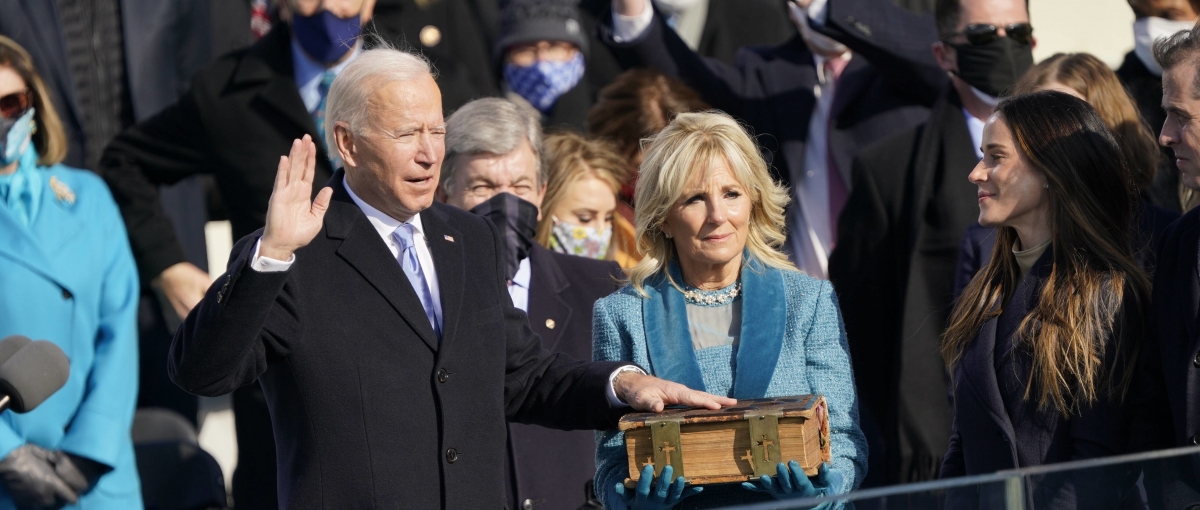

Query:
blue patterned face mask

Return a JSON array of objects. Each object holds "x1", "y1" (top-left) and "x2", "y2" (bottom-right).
[
  {"x1": 0, "y1": 108, "x2": 35, "y2": 166},
  {"x1": 503, "y1": 52, "x2": 585, "y2": 113}
]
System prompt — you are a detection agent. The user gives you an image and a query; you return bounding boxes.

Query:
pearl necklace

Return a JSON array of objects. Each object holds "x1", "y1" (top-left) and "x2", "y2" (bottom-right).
[{"x1": 681, "y1": 282, "x2": 742, "y2": 306}]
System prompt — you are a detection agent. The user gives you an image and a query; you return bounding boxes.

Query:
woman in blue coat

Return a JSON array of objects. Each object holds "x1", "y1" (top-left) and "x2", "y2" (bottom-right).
[
  {"x1": 940, "y1": 91, "x2": 1149, "y2": 509},
  {"x1": 592, "y1": 111, "x2": 867, "y2": 510},
  {"x1": 0, "y1": 36, "x2": 141, "y2": 509}
]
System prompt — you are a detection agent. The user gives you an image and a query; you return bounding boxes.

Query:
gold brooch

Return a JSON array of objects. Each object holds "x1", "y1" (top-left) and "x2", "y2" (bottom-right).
[{"x1": 49, "y1": 176, "x2": 75, "y2": 205}]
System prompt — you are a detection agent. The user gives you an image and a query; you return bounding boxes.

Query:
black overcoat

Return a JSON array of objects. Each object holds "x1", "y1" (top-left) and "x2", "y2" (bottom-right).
[
  {"x1": 169, "y1": 174, "x2": 629, "y2": 509},
  {"x1": 941, "y1": 248, "x2": 1142, "y2": 510},
  {"x1": 829, "y1": 87, "x2": 980, "y2": 484}
]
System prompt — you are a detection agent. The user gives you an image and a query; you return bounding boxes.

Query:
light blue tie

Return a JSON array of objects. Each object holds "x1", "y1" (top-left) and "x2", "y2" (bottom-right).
[{"x1": 393, "y1": 223, "x2": 441, "y2": 338}]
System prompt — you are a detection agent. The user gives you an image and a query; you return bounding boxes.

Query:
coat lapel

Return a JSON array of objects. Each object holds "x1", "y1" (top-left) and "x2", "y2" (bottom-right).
[
  {"x1": 325, "y1": 176, "x2": 439, "y2": 352},
  {"x1": 0, "y1": 171, "x2": 81, "y2": 295},
  {"x1": 959, "y1": 315, "x2": 1019, "y2": 445},
  {"x1": 642, "y1": 265, "x2": 707, "y2": 392},
  {"x1": 420, "y1": 204, "x2": 465, "y2": 354},
  {"x1": 526, "y1": 245, "x2": 570, "y2": 351},
  {"x1": 729, "y1": 259, "x2": 786, "y2": 399}
]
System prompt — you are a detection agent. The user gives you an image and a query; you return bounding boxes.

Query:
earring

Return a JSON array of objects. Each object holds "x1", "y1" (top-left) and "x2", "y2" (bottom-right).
[
  {"x1": 30, "y1": 120, "x2": 37, "y2": 136},
  {"x1": 1043, "y1": 183, "x2": 1049, "y2": 189},
  {"x1": 664, "y1": 231, "x2": 673, "y2": 239}
]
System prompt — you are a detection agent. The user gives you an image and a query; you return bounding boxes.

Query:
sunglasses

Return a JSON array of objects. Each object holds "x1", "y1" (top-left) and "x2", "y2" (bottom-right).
[
  {"x1": 950, "y1": 23, "x2": 1034, "y2": 46},
  {"x1": 0, "y1": 89, "x2": 31, "y2": 121}
]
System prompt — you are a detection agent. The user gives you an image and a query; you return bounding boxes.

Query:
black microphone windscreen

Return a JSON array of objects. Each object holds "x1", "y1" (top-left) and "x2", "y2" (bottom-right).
[
  {"x1": 0, "y1": 341, "x2": 70, "y2": 413},
  {"x1": 0, "y1": 336, "x2": 32, "y2": 367}
]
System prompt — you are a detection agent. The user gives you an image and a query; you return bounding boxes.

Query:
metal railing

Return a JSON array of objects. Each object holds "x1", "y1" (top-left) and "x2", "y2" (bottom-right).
[{"x1": 719, "y1": 445, "x2": 1200, "y2": 509}]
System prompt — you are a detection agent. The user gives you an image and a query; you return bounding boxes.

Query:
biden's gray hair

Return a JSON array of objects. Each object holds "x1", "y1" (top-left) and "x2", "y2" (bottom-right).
[
  {"x1": 323, "y1": 46, "x2": 434, "y2": 154},
  {"x1": 1154, "y1": 21, "x2": 1200, "y2": 97},
  {"x1": 441, "y1": 98, "x2": 544, "y2": 194}
]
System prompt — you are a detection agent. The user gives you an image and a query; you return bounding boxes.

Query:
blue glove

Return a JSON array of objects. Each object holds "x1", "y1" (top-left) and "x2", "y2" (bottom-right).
[
  {"x1": 742, "y1": 461, "x2": 843, "y2": 508},
  {"x1": 613, "y1": 463, "x2": 703, "y2": 510}
]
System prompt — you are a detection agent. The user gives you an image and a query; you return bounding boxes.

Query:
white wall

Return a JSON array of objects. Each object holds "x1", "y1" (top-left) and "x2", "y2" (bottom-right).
[{"x1": 1031, "y1": 0, "x2": 1135, "y2": 68}]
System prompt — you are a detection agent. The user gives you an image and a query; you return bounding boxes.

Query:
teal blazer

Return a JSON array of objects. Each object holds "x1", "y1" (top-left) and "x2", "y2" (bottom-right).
[
  {"x1": 0, "y1": 164, "x2": 141, "y2": 508},
  {"x1": 592, "y1": 259, "x2": 867, "y2": 509}
]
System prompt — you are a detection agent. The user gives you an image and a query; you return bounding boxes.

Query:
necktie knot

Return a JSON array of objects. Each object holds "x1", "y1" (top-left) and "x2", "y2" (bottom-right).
[
  {"x1": 393, "y1": 223, "x2": 416, "y2": 251},
  {"x1": 319, "y1": 70, "x2": 337, "y2": 95}
]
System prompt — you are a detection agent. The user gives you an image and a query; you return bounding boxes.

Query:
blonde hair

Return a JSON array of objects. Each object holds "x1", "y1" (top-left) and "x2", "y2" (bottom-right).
[
  {"x1": 628, "y1": 111, "x2": 794, "y2": 295},
  {"x1": 536, "y1": 131, "x2": 630, "y2": 248},
  {"x1": 0, "y1": 35, "x2": 67, "y2": 166}
]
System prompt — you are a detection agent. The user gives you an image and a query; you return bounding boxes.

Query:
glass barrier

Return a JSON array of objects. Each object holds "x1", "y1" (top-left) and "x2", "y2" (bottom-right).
[{"x1": 713, "y1": 445, "x2": 1200, "y2": 510}]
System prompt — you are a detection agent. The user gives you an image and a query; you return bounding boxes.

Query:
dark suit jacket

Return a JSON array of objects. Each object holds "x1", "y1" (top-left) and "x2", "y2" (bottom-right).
[
  {"x1": 506, "y1": 245, "x2": 622, "y2": 510},
  {"x1": 1137, "y1": 207, "x2": 1200, "y2": 508},
  {"x1": 941, "y1": 248, "x2": 1142, "y2": 510},
  {"x1": 579, "y1": 0, "x2": 794, "y2": 89},
  {"x1": 0, "y1": 0, "x2": 212, "y2": 168},
  {"x1": 169, "y1": 173, "x2": 629, "y2": 509},
  {"x1": 597, "y1": 0, "x2": 935, "y2": 191},
  {"x1": 830, "y1": 87, "x2": 979, "y2": 485}
]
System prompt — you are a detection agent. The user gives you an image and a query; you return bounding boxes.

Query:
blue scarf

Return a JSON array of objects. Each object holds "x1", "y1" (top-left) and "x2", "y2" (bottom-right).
[
  {"x1": 0, "y1": 147, "x2": 42, "y2": 227},
  {"x1": 503, "y1": 52, "x2": 585, "y2": 113}
]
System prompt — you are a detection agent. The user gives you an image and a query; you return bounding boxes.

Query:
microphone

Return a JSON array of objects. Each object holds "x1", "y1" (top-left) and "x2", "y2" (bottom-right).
[
  {"x1": 0, "y1": 339, "x2": 70, "y2": 413},
  {"x1": 0, "y1": 336, "x2": 32, "y2": 365}
]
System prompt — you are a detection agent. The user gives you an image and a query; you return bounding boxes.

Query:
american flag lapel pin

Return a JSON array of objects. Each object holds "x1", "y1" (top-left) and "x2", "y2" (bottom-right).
[{"x1": 444, "y1": 235, "x2": 455, "y2": 243}]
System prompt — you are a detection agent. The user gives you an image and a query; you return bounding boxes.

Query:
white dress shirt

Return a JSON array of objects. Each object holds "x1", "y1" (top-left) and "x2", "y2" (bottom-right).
[
  {"x1": 963, "y1": 108, "x2": 986, "y2": 159},
  {"x1": 508, "y1": 257, "x2": 531, "y2": 312}
]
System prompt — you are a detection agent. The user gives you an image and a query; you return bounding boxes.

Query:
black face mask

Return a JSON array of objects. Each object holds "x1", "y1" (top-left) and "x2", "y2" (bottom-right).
[
  {"x1": 953, "y1": 37, "x2": 1034, "y2": 98},
  {"x1": 469, "y1": 193, "x2": 539, "y2": 281}
]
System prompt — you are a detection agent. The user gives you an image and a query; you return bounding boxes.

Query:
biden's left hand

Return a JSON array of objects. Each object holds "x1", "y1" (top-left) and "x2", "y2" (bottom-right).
[{"x1": 613, "y1": 371, "x2": 736, "y2": 412}]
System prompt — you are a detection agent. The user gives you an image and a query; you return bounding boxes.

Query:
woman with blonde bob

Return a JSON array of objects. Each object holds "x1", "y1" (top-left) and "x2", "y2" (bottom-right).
[{"x1": 592, "y1": 111, "x2": 866, "y2": 509}]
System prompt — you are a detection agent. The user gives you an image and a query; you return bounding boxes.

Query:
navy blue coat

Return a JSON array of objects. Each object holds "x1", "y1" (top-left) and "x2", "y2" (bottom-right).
[{"x1": 941, "y1": 247, "x2": 1142, "y2": 509}]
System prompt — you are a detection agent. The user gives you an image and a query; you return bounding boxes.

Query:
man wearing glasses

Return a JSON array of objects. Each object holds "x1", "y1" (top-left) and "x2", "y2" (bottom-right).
[{"x1": 826, "y1": 0, "x2": 1034, "y2": 488}]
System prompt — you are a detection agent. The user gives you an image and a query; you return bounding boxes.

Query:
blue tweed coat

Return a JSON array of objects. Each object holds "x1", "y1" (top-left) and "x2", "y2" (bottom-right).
[{"x1": 592, "y1": 259, "x2": 867, "y2": 509}]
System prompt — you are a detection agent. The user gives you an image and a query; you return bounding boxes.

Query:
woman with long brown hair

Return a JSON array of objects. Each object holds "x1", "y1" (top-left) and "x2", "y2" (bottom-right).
[
  {"x1": 940, "y1": 91, "x2": 1149, "y2": 509},
  {"x1": 954, "y1": 52, "x2": 1179, "y2": 297}
]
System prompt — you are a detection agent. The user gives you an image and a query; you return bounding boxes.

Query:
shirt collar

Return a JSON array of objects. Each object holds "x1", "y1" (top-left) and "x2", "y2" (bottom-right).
[
  {"x1": 962, "y1": 107, "x2": 986, "y2": 160},
  {"x1": 343, "y1": 175, "x2": 426, "y2": 240},
  {"x1": 511, "y1": 257, "x2": 531, "y2": 289},
  {"x1": 291, "y1": 37, "x2": 363, "y2": 109}
]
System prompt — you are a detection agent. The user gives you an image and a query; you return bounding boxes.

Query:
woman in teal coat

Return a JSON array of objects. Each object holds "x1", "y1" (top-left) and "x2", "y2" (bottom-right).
[
  {"x1": 592, "y1": 111, "x2": 867, "y2": 510},
  {"x1": 0, "y1": 36, "x2": 141, "y2": 509}
]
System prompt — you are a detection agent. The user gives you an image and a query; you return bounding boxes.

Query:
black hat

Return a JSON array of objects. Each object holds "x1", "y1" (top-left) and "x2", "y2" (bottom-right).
[{"x1": 496, "y1": 0, "x2": 589, "y2": 59}]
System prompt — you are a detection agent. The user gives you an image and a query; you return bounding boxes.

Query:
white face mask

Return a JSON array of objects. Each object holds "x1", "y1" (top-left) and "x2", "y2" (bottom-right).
[
  {"x1": 653, "y1": 0, "x2": 702, "y2": 16},
  {"x1": 1134, "y1": 16, "x2": 1196, "y2": 76}
]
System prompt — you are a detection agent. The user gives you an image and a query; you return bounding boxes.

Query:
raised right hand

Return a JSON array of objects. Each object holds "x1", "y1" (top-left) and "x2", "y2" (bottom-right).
[
  {"x1": 154, "y1": 262, "x2": 212, "y2": 319},
  {"x1": 613, "y1": 0, "x2": 648, "y2": 17},
  {"x1": 260, "y1": 135, "x2": 334, "y2": 261}
]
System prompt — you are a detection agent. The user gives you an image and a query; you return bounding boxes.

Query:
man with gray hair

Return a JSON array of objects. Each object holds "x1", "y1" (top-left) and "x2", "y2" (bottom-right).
[
  {"x1": 168, "y1": 48, "x2": 732, "y2": 508},
  {"x1": 438, "y1": 98, "x2": 624, "y2": 509},
  {"x1": 1135, "y1": 21, "x2": 1200, "y2": 506}
]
